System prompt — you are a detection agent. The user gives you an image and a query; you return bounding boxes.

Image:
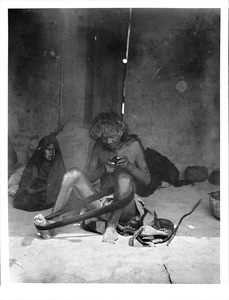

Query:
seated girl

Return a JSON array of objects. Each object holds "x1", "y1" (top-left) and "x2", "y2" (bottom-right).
[{"x1": 13, "y1": 135, "x2": 66, "y2": 212}]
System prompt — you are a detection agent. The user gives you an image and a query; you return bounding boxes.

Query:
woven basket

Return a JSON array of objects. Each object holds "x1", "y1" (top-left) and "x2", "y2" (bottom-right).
[{"x1": 209, "y1": 191, "x2": 220, "y2": 220}]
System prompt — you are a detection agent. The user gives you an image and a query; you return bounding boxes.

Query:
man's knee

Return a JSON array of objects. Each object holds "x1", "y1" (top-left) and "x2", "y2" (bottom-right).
[
  {"x1": 116, "y1": 172, "x2": 133, "y2": 194},
  {"x1": 62, "y1": 167, "x2": 84, "y2": 184}
]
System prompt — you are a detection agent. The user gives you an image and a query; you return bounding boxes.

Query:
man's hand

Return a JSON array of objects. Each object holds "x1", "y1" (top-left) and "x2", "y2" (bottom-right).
[
  {"x1": 115, "y1": 156, "x2": 129, "y2": 168},
  {"x1": 105, "y1": 156, "x2": 130, "y2": 173},
  {"x1": 105, "y1": 161, "x2": 116, "y2": 173}
]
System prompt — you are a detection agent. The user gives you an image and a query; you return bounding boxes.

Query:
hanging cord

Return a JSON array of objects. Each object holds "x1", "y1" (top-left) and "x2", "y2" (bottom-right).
[
  {"x1": 125, "y1": 8, "x2": 132, "y2": 63},
  {"x1": 58, "y1": 22, "x2": 64, "y2": 131},
  {"x1": 121, "y1": 8, "x2": 132, "y2": 117}
]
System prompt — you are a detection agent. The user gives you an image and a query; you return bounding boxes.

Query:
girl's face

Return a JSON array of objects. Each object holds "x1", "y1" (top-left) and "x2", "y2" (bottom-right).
[{"x1": 44, "y1": 143, "x2": 56, "y2": 161}]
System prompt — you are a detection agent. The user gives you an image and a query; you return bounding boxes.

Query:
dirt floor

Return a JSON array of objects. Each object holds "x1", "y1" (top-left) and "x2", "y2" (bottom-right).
[{"x1": 8, "y1": 181, "x2": 220, "y2": 284}]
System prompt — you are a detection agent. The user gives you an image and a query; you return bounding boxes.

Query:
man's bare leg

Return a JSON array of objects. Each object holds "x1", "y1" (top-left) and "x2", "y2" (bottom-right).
[
  {"x1": 33, "y1": 168, "x2": 101, "y2": 236},
  {"x1": 52, "y1": 168, "x2": 101, "y2": 213},
  {"x1": 102, "y1": 171, "x2": 135, "y2": 244}
]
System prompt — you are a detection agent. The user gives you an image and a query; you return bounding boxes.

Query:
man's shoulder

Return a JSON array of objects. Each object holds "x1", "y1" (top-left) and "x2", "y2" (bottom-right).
[{"x1": 123, "y1": 135, "x2": 143, "y2": 148}]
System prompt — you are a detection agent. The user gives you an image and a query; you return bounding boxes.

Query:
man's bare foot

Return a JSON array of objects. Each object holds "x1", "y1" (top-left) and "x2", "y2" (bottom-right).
[
  {"x1": 33, "y1": 214, "x2": 54, "y2": 239},
  {"x1": 102, "y1": 227, "x2": 119, "y2": 244}
]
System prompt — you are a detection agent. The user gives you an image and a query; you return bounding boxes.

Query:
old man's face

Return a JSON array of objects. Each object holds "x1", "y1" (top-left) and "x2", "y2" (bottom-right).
[{"x1": 101, "y1": 131, "x2": 122, "y2": 150}]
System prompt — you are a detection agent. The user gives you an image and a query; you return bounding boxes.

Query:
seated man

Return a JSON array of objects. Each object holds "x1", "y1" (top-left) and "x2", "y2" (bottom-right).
[{"x1": 34, "y1": 112, "x2": 167, "y2": 243}]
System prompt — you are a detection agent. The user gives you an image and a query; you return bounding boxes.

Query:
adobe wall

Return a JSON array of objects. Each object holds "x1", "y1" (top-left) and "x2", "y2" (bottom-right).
[
  {"x1": 8, "y1": 9, "x2": 220, "y2": 175},
  {"x1": 124, "y1": 9, "x2": 220, "y2": 174}
]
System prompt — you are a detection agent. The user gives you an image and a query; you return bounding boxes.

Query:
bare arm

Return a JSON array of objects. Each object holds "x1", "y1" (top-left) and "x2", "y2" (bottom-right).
[
  {"x1": 117, "y1": 140, "x2": 151, "y2": 185},
  {"x1": 85, "y1": 142, "x2": 106, "y2": 183}
]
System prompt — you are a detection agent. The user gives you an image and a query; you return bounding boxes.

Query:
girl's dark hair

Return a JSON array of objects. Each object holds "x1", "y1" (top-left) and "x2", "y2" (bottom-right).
[{"x1": 89, "y1": 112, "x2": 129, "y2": 140}]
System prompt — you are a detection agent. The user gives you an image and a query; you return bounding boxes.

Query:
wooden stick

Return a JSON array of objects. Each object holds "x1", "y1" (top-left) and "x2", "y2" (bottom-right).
[{"x1": 166, "y1": 199, "x2": 202, "y2": 246}]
